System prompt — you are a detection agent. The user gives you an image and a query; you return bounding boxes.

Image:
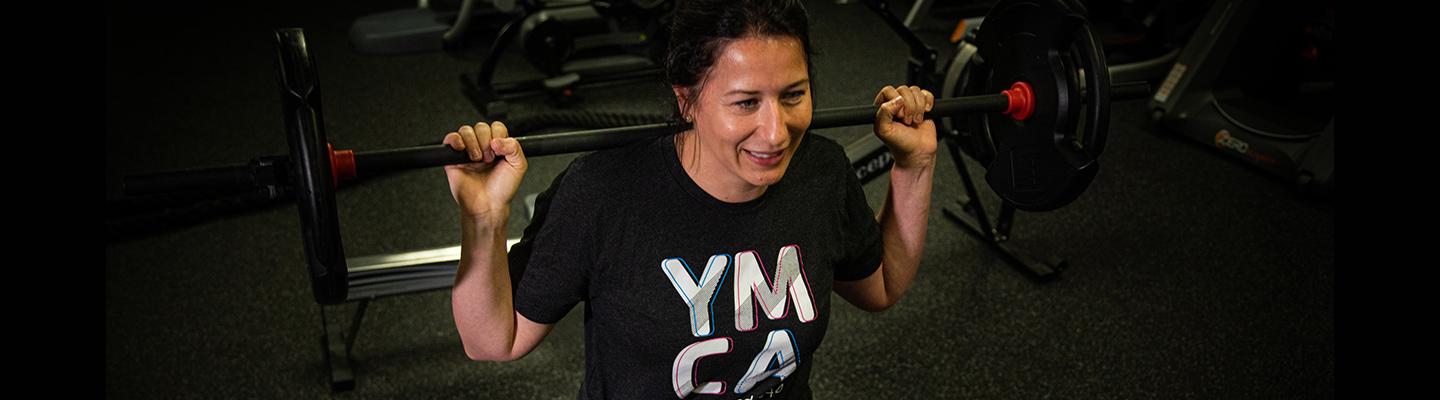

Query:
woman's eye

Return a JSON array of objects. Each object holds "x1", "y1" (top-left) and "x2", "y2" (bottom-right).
[
  {"x1": 783, "y1": 91, "x2": 806, "y2": 103},
  {"x1": 733, "y1": 91, "x2": 804, "y2": 109}
]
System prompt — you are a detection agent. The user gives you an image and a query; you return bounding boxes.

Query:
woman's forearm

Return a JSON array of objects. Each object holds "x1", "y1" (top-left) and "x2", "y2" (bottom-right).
[
  {"x1": 451, "y1": 211, "x2": 519, "y2": 361},
  {"x1": 876, "y1": 161, "x2": 935, "y2": 304}
]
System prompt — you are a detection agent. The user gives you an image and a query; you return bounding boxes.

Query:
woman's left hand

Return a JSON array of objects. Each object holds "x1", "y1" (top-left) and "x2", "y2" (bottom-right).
[{"x1": 873, "y1": 85, "x2": 938, "y2": 169}]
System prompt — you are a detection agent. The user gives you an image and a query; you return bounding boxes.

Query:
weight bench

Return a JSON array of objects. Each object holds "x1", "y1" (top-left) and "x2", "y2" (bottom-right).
[{"x1": 320, "y1": 239, "x2": 520, "y2": 392}]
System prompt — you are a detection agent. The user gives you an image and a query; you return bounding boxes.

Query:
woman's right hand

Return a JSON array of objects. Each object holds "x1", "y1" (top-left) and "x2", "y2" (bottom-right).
[{"x1": 443, "y1": 121, "x2": 527, "y2": 226}]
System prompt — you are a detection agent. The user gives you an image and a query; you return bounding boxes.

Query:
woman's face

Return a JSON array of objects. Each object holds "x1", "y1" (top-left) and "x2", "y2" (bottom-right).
[{"x1": 680, "y1": 35, "x2": 812, "y2": 198}]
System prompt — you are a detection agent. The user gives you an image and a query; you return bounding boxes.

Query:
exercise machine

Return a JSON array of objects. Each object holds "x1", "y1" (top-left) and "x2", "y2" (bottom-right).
[{"x1": 1148, "y1": 0, "x2": 1334, "y2": 198}]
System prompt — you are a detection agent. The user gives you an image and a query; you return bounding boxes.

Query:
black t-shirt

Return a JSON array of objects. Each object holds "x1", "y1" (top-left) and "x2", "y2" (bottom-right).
[{"x1": 508, "y1": 132, "x2": 883, "y2": 400}]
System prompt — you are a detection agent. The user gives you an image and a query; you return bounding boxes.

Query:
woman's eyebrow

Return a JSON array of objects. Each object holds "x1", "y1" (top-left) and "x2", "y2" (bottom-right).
[{"x1": 723, "y1": 79, "x2": 811, "y2": 96}]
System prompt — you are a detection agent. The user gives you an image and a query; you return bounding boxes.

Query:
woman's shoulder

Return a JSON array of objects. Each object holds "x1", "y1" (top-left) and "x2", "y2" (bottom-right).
[
  {"x1": 800, "y1": 132, "x2": 846, "y2": 162},
  {"x1": 549, "y1": 135, "x2": 667, "y2": 193},
  {"x1": 793, "y1": 132, "x2": 856, "y2": 177}
]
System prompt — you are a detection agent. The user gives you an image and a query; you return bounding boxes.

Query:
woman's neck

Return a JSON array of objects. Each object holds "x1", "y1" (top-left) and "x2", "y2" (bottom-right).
[{"x1": 676, "y1": 131, "x2": 767, "y2": 203}]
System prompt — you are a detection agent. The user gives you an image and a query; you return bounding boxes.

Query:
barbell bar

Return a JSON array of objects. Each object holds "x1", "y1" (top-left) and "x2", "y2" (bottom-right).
[{"x1": 123, "y1": 0, "x2": 1149, "y2": 304}]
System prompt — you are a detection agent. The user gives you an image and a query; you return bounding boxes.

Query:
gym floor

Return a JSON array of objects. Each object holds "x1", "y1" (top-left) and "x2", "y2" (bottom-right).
[{"x1": 105, "y1": 0, "x2": 1334, "y2": 398}]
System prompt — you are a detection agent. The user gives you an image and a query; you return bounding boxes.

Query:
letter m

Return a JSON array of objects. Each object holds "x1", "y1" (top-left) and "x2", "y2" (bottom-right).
[{"x1": 733, "y1": 245, "x2": 816, "y2": 331}]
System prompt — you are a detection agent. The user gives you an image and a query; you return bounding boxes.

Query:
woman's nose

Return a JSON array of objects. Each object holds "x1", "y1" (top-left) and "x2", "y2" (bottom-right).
[{"x1": 756, "y1": 100, "x2": 791, "y2": 147}]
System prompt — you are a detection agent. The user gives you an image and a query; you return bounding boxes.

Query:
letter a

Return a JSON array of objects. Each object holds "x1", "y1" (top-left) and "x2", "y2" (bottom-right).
[{"x1": 735, "y1": 329, "x2": 799, "y2": 394}]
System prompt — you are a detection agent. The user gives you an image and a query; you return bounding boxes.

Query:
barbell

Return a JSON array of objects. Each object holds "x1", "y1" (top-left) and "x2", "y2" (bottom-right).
[{"x1": 124, "y1": 0, "x2": 1149, "y2": 304}]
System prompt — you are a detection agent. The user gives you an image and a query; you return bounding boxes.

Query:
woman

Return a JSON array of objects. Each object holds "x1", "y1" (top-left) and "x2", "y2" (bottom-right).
[{"x1": 443, "y1": 0, "x2": 936, "y2": 398}]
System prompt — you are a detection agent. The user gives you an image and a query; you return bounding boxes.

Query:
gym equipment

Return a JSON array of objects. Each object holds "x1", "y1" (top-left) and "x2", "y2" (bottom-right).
[
  {"x1": 459, "y1": 0, "x2": 672, "y2": 119},
  {"x1": 349, "y1": 0, "x2": 520, "y2": 55},
  {"x1": 131, "y1": 29, "x2": 1145, "y2": 298},
  {"x1": 1148, "y1": 0, "x2": 1334, "y2": 197},
  {"x1": 127, "y1": 3, "x2": 1153, "y2": 303},
  {"x1": 957, "y1": 0, "x2": 1114, "y2": 212},
  {"x1": 857, "y1": 0, "x2": 1145, "y2": 282},
  {"x1": 121, "y1": 0, "x2": 1151, "y2": 389}
]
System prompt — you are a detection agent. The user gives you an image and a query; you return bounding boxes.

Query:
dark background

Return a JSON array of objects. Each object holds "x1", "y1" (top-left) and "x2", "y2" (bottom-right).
[{"x1": 105, "y1": 0, "x2": 1334, "y2": 398}]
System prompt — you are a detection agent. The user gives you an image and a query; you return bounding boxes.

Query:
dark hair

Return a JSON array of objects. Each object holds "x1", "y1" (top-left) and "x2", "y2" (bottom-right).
[{"x1": 664, "y1": 0, "x2": 817, "y2": 121}]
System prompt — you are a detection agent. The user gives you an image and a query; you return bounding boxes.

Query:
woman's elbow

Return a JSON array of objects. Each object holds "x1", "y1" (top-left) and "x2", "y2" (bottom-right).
[
  {"x1": 456, "y1": 326, "x2": 522, "y2": 361},
  {"x1": 465, "y1": 350, "x2": 514, "y2": 362},
  {"x1": 858, "y1": 297, "x2": 899, "y2": 313},
  {"x1": 844, "y1": 290, "x2": 899, "y2": 313},
  {"x1": 463, "y1": 342, "x2": 522, "y2": 362}
]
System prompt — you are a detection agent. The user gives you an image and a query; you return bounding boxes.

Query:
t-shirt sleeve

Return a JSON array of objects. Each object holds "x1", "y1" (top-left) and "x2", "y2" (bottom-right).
[
  {"x1": 507, "y1": 159, "x2": 596, "y2": 324},
  {"x1": 833, "y1": 151, "x2": 884, "y2": 282}
]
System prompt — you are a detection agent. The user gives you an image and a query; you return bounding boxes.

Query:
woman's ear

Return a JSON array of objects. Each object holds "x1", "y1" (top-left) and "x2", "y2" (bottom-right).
[{"x1": 673, "y1": 85, "x2": 693, "y2": 122}]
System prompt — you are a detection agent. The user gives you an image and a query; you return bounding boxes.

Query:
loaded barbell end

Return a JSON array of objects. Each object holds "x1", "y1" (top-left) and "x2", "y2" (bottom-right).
[
  {"x1": 328, "y1": 144, "x2": 357, "y2": 188},
  {"x1": 1001, "y1": 82, "x2": 1034, "y2": 121}
]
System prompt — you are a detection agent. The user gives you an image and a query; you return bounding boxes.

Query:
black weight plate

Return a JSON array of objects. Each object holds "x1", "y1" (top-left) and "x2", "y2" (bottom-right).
[
  {"x1": 276, "y1": 29, "x2": 348, "y2": 305},
  {"x1": 964, "y1": 0, "x2": 1110, "y2": 211}
]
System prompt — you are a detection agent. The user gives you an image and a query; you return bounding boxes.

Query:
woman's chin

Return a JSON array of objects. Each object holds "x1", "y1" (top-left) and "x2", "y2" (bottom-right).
[{"x1": 743, "y1": 164, "x2": 790, "y2": 188}]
